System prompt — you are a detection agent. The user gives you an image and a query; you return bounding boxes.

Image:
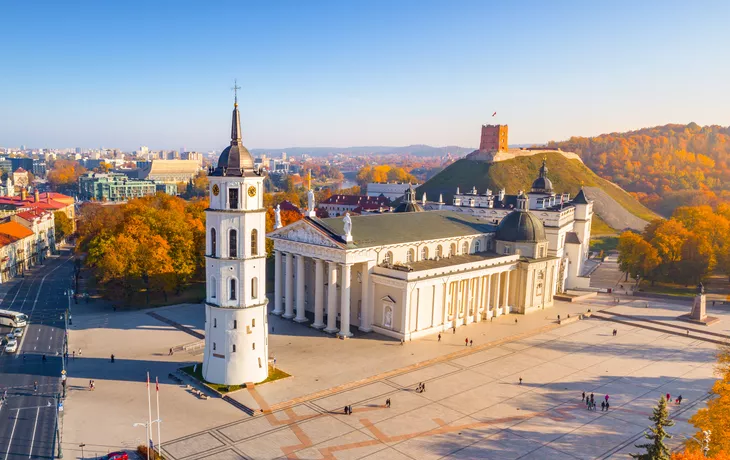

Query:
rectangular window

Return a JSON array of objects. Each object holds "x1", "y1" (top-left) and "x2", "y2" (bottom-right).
[
  {"x1": 252, "y1": 342, "x2": 256, "y2": 350},
  {"x1": 252, "y1": 318, "x2": 255, "y2": 327},
  {"x1": 229, "y1": 188, "x2": 239, "y2": 209}
]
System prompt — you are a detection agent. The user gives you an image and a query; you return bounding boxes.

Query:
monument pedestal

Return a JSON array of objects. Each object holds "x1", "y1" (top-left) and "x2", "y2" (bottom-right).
[{"x1": 679, "y1": 294, "x2": 719, "y2": 326}]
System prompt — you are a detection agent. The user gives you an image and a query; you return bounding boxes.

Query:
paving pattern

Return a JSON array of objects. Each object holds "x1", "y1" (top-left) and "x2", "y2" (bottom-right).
[{"x1": 163, "y1": 318, "x2": 717, "y2": 460}]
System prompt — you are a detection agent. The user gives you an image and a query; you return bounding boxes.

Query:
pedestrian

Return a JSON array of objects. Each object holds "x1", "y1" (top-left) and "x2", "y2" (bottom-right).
[
  {"x1": 34, "y1": 381, "x2": 38, "y2": 392},
  {"x1": 557, "y1": 314, "x2": 561, "y2": 321},
  {"x1": 453, "y1": 326, "x2": 456, "y2": 334},
  {"x1": 677, "y1": 395, "x2": 682, "y2": 405},
  {"x1": 400, "y1": 339, "x2": 404, "y2": 346},
  {"x1": 169, "y1": 348, "x2": 173, "y2": 356},
  {"x1": 666, "y1": 393, "x2": 670, "y2": 402},
  {"x1": 590, "y1": 393, "x2": 594, "y2": 404},
  {"x1": 344, "y1": 406, "x2": 348, "y2": 414},
  {"x1": 582, "y1": 391, "x2": 585, "y2": 402},
  {"x1": 519, "y1": 377, "x2": 523, "y2": 385},
  {"x1": 465, "y1": 338, "x2": 468, "y2": 346},
  {"x1": 470, "y1": 339, "x2": 473, "y2": 347},
  {"x1": 422, "y1": 383, "x2": 426, "y2": 392},
  {"x1": 438, "y1": 333, "x2": 441, "y2": 342},
  {"x1": 605, "y1": 401, "x2": 609, "y2": 411},
  {"x1": 72, "y1": 350, "x2": 75, "y2": 359},
  {"x1": 78, "y1": 349, "x2": 82, "y2": 356},
  {"x1": 515, "y1": 318, "x2": 518, "y2": 324},
  {"x1": 110, "y1": 354, "x2": 115, "y2": 363},
  {"x1": 601, "y1": 401, "x2": 606, "y2": 411},
  {"x1": 586, "y1": 399, "x2": 590, "y2": 409},
  {"x1": 386, "y1": 398, "x2": 391, "y2": 408},
  {"x1": 605, "y1": 394, "x2": 609, "y2": 403}
]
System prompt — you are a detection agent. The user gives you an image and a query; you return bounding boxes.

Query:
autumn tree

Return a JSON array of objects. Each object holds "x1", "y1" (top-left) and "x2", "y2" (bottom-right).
[
  {"x1": 53, "y1": 211, "x2": 74, "y2": 242},
  {"x1": 631, "y1": 396, "x2": 674, "y2": 460},
  {"x1": 688, "y1": 344, "x2": 730, "y2": 456},
  {"x1": 47, "y1": 159, "x2": 87, "y2": 191},
  {"x1": 617, "y1": 231, "x2": 660, "y2": 282}
]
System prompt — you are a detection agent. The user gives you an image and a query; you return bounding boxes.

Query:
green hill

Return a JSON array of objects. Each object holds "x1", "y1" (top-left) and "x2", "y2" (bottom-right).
[{"x1": 416, "y1": 151, "x2": 659, "y2": 234}]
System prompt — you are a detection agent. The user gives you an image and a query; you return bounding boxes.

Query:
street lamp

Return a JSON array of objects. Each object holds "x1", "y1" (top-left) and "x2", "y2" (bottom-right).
[
  {"x1": 78, "y1": 444, "x2": 85, "y2": 459},
  {"x1": 134, "y1": 419, "x2": 161, "y2": 460}
]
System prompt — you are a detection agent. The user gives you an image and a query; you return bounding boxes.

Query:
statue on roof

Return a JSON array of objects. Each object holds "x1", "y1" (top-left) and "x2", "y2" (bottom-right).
[
  {"x1": 343, "y1": 212, "x2": 353, "y2": 242},
  {"x1": 274, "y1": 204, "x2": 282, "y2": 229}
]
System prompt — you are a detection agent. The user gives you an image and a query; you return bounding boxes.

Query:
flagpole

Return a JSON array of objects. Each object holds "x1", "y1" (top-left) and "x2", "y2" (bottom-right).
[
  {"x1": 147, "y1": 371, "x2": 153, "y2": 459},
  {"x1": 156, "y1": 376, "x2": 162, "y2": 457}
]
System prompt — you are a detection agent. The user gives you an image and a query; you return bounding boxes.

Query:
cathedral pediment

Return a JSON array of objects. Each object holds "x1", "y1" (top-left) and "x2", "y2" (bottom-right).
[{"x1": 269, "y1": 220, "x2": 341, "y2": 248}]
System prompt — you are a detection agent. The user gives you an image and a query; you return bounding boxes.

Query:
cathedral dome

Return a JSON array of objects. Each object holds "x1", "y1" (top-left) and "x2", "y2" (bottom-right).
[
  {"x1": 530, "y1": 159, "x2": 553, "y2": 194},
  {"x1": 496, "y1": 195, "x2": 546, "y2": 243}
]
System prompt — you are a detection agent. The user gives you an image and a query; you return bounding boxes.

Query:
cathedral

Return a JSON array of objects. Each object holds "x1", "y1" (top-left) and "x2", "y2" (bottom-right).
[{"x1": 268, "y1": 161, "x2": 594, "y2": 341}]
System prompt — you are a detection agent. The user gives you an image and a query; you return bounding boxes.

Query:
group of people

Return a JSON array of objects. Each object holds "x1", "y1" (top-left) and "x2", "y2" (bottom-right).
[
  {"x1": 416, "y1": 382, "x2": 426, "y2": 393},
  {"x1": 89, "y1": 380, "x2": 96, "y2": 391},
  {"x1": 343, "y1": 405, "x2": 353, "y2": 415},
  {"x1": 465, "y1": 338, "x2": 473, "y2": 347},
  {"x1": 666, "y1": 393, "x2": 683, "y2": 405},
  {"x1": 582, "y1": 392, "x2": 610, "y2": 411}
]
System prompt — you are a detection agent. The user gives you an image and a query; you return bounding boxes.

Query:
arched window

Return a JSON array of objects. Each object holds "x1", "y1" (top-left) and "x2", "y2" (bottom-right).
[
  {"x1": 210, "y1": 228, "x2": 217, "y2": 257},
  {"x1": 229, "y1": 229, "x2": 237, "y2": 258},
  {"x1": 229, "y1": 278, "x2": 237, "y2": 300},
  {"x1": 232, "y1": 344, "x2": 236, "y2": 352},
  {"x1": 251, "y1": 277, "x2": 258, "y2": 299},
  {"x1": 475, "y1": 240, "x2": 481, "y2": 252},
  {"x1": 251, "y1": 229, "x2": 258, "y2": 256},
  {"x1": 462, "y1": 241, "x2": 469, "y2": 254},
  {"x1": 210, "y1": 276, "x2": 217, "y2": 299},
  {"x1": 384, "y1": 251, "x2": 393, "y2": 264},
  {"x1": 407, "y1": 249, "x2": 415, "y2": 263},
  {"x1": 436, "y1": 245, "x2": 443, "y2": 258},
  {"x1": 421, "y1": 246, "x2": 429, "y2": 260},
  {"x1": 450, "y1": 243, "x2": 456, "y2": 257}
]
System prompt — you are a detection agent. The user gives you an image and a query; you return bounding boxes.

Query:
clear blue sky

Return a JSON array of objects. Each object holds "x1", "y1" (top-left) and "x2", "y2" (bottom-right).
[{"x1": 1, "y1": 0, "x2": 728, "y2": 151}]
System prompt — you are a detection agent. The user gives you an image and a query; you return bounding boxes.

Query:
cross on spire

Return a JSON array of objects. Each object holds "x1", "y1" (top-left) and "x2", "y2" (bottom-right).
[{"x1": 232, "y1": 79, "x2": 241, "y2": 106}]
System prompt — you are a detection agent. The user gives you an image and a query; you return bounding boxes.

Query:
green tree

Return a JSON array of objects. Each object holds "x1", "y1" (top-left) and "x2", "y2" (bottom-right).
[
  {"x1": 632, "y1": 396, "x2": 674, "y2": 460},
  {"x1": 53, "y1": 211, "x2": 73, "y2": 241}
]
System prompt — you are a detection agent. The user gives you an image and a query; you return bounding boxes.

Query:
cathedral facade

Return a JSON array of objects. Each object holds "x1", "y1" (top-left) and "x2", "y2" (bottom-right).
[{"x1": 268, "y1": 168, "x2": 593, "y2": 340}]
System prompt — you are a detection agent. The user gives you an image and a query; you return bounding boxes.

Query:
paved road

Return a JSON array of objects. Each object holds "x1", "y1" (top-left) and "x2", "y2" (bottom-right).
[{"x1": 0, "y1": 251, "x2": 75, "y2": 460}]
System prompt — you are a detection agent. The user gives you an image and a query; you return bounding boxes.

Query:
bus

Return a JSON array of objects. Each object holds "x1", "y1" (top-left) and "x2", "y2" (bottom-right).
[{"x1": 0, "y1": 310, "x2": 28, "y2": 328}]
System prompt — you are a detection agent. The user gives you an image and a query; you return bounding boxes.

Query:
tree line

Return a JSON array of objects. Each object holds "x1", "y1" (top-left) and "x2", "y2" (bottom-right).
[
  {"x1": 548, "y1": 123, "x2": 730, "y2": 215},
  {"x1": 618, "y1": 205, "x2": 730, "y2": 286}
]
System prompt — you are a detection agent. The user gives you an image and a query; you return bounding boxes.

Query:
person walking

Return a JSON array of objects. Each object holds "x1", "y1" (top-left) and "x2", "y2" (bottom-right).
[
  {"x1": 465, "y1": 338, "x2": 469, "y2": 346},
  {"x1": 605, "y1": 394, "x2": 609, "y2": 403},
  {"x1": 110, "y1": 354, "x2": 115, "y2": 363},
  {"x1": 453, "y1": 326, "x2": 456, "y2": 334},
  {"x1": 582, "y1": 391, "x2": 585, "y2": 402},
  {"x1": 169, "y1": 348, "x2": 174, "y2": 356},
  {"x1": 515, "y1": 318, "x2": 518, "y2": 325},
  {"x1": 438, "y1": 333, "x2": 441, "y2": 342},
  {"x1": 422, "y1": 383, "x2": 426, "y2": 392},
  {"x1": 34, "y1": 381, "x2": 38, "y2": 392},
  {"x1": 677, "y1": 395, "x2": 682, "y2": 405},
  {"x1": 605, "y1": 401, "x2": 609, "y2": 411},
  {"x1": 469, "y1": 339, "x2": 473, "y2": 347},
  {"x1": 344, "y1": 406, "x2": 348, "y2": 414},
  {"x1": 519, "y1": 377, "x2": 523, "y2": 385},
  {"x1": 72, "y1": 350, "x2": 75, "y2": 360},
  {"x1": 387, "y1": 398, "x2": 391, "y2": 408},
  {"x1": 601, "y1": 401, "x2": 606, "y2": 411}
]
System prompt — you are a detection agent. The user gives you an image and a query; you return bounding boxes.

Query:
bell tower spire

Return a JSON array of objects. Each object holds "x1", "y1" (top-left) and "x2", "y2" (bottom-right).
[{"x1": 231, "y1": 79, "x2": 242, "y2": 144}]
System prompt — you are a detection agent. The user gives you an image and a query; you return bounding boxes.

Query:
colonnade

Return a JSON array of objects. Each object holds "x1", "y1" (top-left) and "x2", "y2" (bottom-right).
[
  {"x1": 447, "y1": 269, "x2": 512, "y2": 327},
  {"x1": 272, "y1": 250, "x2": 372, "y2": 338}
]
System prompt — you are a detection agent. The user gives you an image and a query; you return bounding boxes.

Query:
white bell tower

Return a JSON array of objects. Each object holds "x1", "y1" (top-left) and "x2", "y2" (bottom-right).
[{"x1": 202, "y1": 93, "x2": 269, "y2": 385}]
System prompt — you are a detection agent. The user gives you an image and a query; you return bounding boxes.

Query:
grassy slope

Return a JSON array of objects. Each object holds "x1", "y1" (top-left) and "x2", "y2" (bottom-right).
[{"x1": 416, "y1": 152, "x2": 658, "y2": 230}]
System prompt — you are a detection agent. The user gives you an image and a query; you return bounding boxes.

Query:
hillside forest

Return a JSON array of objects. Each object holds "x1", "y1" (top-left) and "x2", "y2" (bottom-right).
[{"x1": 548, "y1": 123, "x2": 730, "y2": 215}]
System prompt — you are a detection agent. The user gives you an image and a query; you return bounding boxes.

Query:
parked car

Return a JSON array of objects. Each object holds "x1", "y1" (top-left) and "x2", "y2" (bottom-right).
[
  {"x1": 5, "y1": 339, "x2": 18, "y2": 353},
  {"x1": 106, "y1": 452, "x2": 128, "y2": 460},
  {"x1": 12, "y1": 328, "x2": 23, "y2": 338},
  {"x1": 6, "y1": 332, "x2": 15, "y2": 340}
]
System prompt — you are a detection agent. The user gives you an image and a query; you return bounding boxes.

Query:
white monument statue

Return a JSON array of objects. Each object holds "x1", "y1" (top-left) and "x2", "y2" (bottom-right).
[
  {"x1": 275, "y1": 204, "x2": 283, "y2": 229},
  {"x1": 343, "y1": 212, "x2": 353, "y2": 243},
  {"x1": 422, "y1": 192, "x2": 427, "y2": 205},
  {"x1": 306, "y1": 188, "x2": 316, "y2": 217}
]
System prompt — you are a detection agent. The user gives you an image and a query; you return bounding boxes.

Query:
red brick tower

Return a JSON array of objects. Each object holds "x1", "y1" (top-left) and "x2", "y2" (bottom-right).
[{"x1": 479, "y1": 125, "x2": 508, "y2": 152}]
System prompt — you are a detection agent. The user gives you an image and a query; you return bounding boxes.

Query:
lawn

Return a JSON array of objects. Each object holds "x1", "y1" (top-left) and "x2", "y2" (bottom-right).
[
  {"x1": 635, "y1": 281, "x2": 695, "y2": 297},
  {"x1": 89, "y1": 276, "x2": 207, "y2": 310},
  {"x1": 180, "y1": 364, "x2": 290, "y2": 394},
  {"x1": 590, "y1": 236, "x2": 619, "y2": 252}
]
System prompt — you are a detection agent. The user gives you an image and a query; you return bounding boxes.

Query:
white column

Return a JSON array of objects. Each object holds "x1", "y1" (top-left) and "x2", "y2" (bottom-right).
[
  {"x1": 358, "y1": 261, "x2": 374, "y2": 332},
  {"x1": 324, "y1": 262, "x2": 339, "y2": 333},
  {"x1": 452, "y1": 281, "x2": 460, "y2": 328},
  {"x1": 503, "y1": 270, "x2": 511, "y2": 314},
  {"x1": 484, "y1": 275, "x2": 492, "y2": 319},
  {"x1": 283, "y1": 253, "x2": 294, "y2": 319},
  {"x1": 273, "y1": 250, "x2": 283, "y2": 315},
  {"x1": 295, "y1": 255, "x2": 307, "y2": 322},
  {"x1": 312, "y1": 259, "x2": 325, "y2": 328},
  {"x1": 474, "y1": 276, "x2": 481, "y2": 323},
  {"x1": 494, "y1": 272, "x2": 502, "y2": 317},
  {"x1": 339, "y1": 264, "x2": 353, "y2": 338}
]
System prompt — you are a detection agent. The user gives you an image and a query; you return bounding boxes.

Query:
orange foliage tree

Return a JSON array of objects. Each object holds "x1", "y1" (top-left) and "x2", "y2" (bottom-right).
[{"x1": 47, "y1": 159, "x2": 87, "y2": 191}]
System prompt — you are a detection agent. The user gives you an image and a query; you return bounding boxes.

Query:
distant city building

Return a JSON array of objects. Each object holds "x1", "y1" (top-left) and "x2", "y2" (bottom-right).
[
  {"x1": 12, "y1": 168, "x2": 29, "y2": 188},
  {"x1": 479, "y1": 124, "x2": 509, "y2": 152},
  {"x1": 136, "y1": 159, "x2": 201, "y2": 183},
  {"x1": 366, "y1": 182, "x2": 421, "y2": 201},
  {"x1": 78, "y1": 172, "x2": 177, "y2": 202},
  {"x1": 9, "y1": 158, "x2": 46, "y2": 178},
  {"x1": 319, "y1": 194, "x2": 390, "y2": 216}
]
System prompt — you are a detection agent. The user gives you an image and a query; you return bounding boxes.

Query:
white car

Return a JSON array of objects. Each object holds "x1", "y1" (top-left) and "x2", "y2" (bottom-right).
[
  {"x1": 6, "y1": 332, "x2": 14, "y2": 340},
  {"x1": 12, "y1": 328, "x2": 23, "y2": 338},
  {"x1": 5, "y1": 339, "x2": 18, "y2": 353}
]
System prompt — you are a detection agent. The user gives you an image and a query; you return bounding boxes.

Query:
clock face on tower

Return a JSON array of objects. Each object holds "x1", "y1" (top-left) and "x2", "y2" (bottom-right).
[
  {"x1": 212, "y1": 184, "x2": 220, "y2": 196},
  {"x1": 248, "y1": 186, "x2": 256, "y2": 197}
]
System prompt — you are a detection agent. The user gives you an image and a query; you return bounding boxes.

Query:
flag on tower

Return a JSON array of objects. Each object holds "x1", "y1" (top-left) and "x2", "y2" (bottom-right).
[{"x1": 492, "y1": 111, "x2": 497, "y2": 117}]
